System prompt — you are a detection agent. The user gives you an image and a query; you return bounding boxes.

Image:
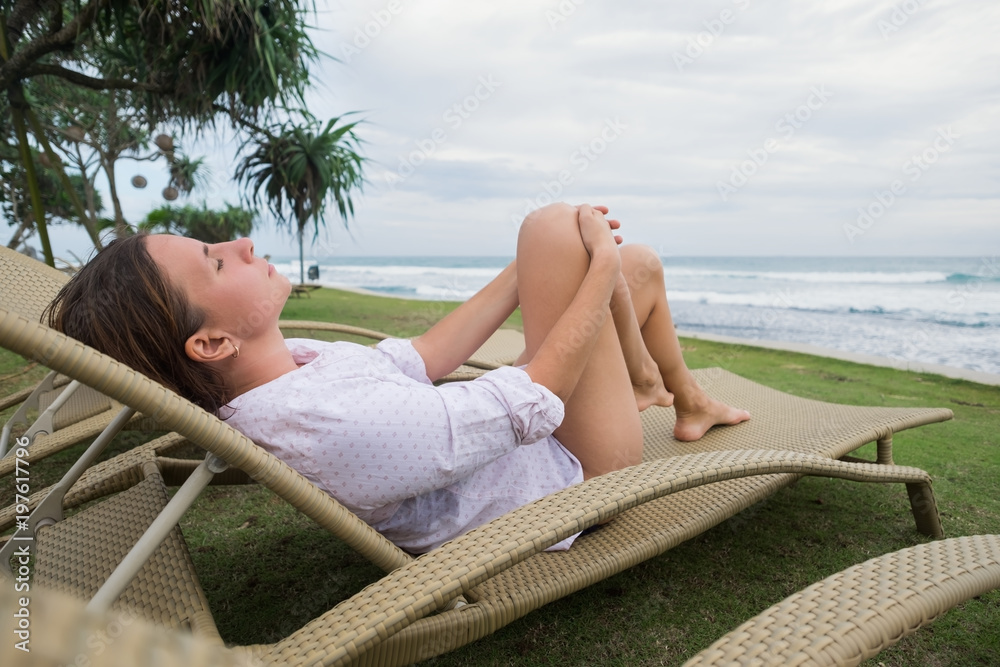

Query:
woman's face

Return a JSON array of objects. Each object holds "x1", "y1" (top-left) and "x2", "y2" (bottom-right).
[{"x1": 145, "y1": 235, "x2": 291, "y2": 341}]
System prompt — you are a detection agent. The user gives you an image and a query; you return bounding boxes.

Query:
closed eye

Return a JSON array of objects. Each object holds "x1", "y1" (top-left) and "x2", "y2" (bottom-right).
[{"x1": 216, "y1": 258, "x2": 224, "y2": 271}]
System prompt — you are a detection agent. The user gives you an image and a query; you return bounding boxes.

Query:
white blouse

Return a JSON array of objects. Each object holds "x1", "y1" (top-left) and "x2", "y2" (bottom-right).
[{"x1": 225, "y1": 338, "x2": 584, "y2": 553}]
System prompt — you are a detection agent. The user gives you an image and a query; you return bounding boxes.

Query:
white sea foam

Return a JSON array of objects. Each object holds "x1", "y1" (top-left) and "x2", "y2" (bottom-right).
[
  {"x1": 662, "y1": 267, "x2": 952, "y2": 285},
  {"x1": 271, "y1": 255, "x2": 1000, "y2": 373}
]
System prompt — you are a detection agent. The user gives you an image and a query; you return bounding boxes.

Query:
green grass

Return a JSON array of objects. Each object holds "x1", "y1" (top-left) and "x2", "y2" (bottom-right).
[{"x1": 2, "y1": 287, "x2": 998, "y2": 665}]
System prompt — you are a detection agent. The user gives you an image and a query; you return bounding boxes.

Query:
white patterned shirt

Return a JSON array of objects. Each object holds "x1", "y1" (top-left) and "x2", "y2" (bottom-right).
[{"x1": 226, "y1": 338, "x2": 584, "y2": 553}]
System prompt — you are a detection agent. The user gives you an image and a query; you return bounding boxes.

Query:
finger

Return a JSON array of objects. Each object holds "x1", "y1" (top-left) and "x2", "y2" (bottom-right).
[
  {"x1": 614, "y1": 235, "x2": 623, "y2": 245},
  {"x1": 594, "y1": 205, "x2": 609, "y2": 214},
  {"x1": 608, "y1": 218, "x2": 621, "y2": 229}
]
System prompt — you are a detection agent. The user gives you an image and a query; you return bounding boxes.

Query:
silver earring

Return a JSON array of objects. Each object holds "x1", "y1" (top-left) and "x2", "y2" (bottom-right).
[{"x1": 232, "y1": 345, "x2": 240, "y2": 359}]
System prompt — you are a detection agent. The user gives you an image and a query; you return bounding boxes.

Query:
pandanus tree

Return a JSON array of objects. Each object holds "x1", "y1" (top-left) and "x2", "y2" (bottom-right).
[
  {"x1": 236, "y1": 116, "x2": 364, "y2": 285},
  {"x1": 1, "y1": 0, "x2": 363, "y2": 265}
]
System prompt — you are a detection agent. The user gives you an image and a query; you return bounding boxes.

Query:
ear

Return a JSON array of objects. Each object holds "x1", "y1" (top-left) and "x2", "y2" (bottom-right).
[{"x1": 184, "y1": 327, "x2": 239, "y2": 363}]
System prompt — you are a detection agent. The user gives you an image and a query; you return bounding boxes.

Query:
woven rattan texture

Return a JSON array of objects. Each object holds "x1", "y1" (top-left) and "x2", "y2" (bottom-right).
[
  {"x1": 0, "y1": 246, "x2": 68, "y2": 322},
  {"x1": 350, "y1": 475, "x2": 794, "y2": 665},
  {"x1": 32, "y1": 468, "x2": 216, "y2": 634},
  {"x1": 0, "y1": 433, "x2": 189, "y2": 532},
  {"x1": 37, "y1": 383, "x2": 114, "y2": 430},
  {"x1": 643, "y1": 369, "x2": 952, "y2": 462},
  {"x1": 685, "y1": 534, "x2": 1000, "y2": 666},
  {"x1": 470, "y1": 328, "x2": 525, "y2": 366},
  {"x1": 258, "y1": 451, "x2": 936, "y2": 666}
]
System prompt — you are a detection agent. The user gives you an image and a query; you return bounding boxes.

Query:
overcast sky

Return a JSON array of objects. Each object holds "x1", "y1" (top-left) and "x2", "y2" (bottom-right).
[{"x1": 42, "y1": 0, "x2": 1000, "y2": 259}]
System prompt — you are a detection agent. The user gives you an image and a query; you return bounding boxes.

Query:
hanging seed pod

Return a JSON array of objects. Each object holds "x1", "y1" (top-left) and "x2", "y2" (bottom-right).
[
  {"x1": 131, "y1": 175, "x2": 148, "y2": 189},
  {"x1": 38, "y1": 153, "x2": 52, "y2": 168},
  {"x1": 66, "y1": 126, "x2": 85, "y2": 142},
  {"x1": 154, "y1": 134, "x2": 174, "y2": 152},
  {"x1": 162, "y1": 186, "x2": 179, "y2": 201}
]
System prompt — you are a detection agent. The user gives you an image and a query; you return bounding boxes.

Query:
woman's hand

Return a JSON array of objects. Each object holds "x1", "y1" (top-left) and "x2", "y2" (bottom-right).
[
  {"x1": 582, "y1": 204, "x2": 624, "y2": 245},
  {"x1": 577, "y1": 204, "x2": 622, "y2": 274}
]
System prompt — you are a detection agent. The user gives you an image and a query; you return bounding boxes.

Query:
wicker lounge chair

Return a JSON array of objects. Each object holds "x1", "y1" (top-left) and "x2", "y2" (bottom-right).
[
  {"x1": 0, "y1": 300, "x2": 953, "y2": 665},
  {"x1": 684, "y1": 534, "x2": 1000, "y2": 666}
]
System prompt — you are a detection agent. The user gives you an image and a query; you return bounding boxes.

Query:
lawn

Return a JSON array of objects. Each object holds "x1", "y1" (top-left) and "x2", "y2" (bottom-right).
[{"x1": 2, "y1": 287, "x2": 998, "y2": 666}]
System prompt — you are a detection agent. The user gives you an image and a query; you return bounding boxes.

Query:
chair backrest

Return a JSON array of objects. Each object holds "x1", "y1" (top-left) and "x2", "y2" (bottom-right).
[
  {"x1": 0, "y1": 303, "x2": 414, "y2": 573},
  {"x1": 0, "y1": 246, "x2": 69, "y2": 322},
  {"x1": 0, "y1": 245, "x2": 112, "y2": 452}
]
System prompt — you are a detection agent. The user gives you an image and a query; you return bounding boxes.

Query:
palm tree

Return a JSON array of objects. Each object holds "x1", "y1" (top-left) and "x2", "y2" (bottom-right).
[{"x1": 236, "y1": 116, "x2": 364, "y2": 284}]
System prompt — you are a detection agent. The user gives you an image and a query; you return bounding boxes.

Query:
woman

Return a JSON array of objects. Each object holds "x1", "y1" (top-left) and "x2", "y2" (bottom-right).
[{"x1": 47, "y1": 203, "x2": 748, "y2": 553}]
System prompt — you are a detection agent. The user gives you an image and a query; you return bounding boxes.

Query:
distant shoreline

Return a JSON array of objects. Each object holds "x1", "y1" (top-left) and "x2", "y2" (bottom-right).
[{"x1": 308, "y1": 284, "x2": 1000, "y2": 387}]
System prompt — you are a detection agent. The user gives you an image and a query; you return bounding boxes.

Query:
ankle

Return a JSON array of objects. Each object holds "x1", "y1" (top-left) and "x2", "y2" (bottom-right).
[{"x1": 670, "y1": 376, "x2": 709, "y2": 412}]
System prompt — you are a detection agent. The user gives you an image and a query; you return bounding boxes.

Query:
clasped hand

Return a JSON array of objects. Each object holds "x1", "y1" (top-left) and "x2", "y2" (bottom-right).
[{"x1": 577, "y1": 203, "x2": 623, "y2": 273}]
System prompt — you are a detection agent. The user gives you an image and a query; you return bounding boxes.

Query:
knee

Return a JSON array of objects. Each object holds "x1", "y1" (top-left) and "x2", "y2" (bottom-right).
[
  {"x1": 519, "y1": 202, "x2": 577, "y2": 234},
  {"x1": 621, "y1": 244, "x2": 664, "y2": 290},
  {"x1": 517, "y1": 202, "x2": 585, "y2": 256}
]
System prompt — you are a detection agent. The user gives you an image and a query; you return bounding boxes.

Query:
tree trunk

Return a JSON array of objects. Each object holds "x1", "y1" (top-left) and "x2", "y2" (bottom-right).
[
  {"x1": 298, "y1": 224, "x2": 305, "y2": 285},
  {"x1": 6, "y1": 218, "x2": 31, "y2": 250},
  {"x1": 103, "y1": 153, "x2": 129, "y2": 238},
  {"x1": 10, "y1": 90, "x2": 55, "y2": 266},
  {"x1": 82, "y1": 172, "x2": 102, "y2": 247}
]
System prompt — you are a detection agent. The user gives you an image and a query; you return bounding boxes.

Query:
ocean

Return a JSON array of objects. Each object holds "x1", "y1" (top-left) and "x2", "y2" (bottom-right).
[{"x1": 272, "y1": 256, "x2": 1000, "y2": 376}]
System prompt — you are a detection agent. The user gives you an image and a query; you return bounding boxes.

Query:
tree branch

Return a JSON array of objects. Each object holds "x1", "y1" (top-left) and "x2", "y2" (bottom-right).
[
  {"x1": 0, "y1": 0, "x2": 110, "y2": 91},
  {"x1": 23, "y1": 62, "x2": 173, "y2": 94},
  {"x1": 5, "y1": 0, "x2": 54, "y2": 46},
  {"x1": 212, "y1": 102, "x2": 272, "y2": 137}
]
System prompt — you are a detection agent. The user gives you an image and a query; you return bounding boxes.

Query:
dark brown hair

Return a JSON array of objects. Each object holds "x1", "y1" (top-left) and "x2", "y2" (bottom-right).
[{"x1": 44, "y1": 233, "x2": 231, "y2": 413}]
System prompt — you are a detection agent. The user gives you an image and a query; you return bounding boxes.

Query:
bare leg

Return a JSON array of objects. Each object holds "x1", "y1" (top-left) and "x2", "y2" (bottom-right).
[
  {"x1": 609, "y1": 273, "x2": 674, "y2": 411},
  {"x1": 618, "y1": 244, "x2": 750, "y2": 441},
  {"x1": 515, "y1": 203, "x2": 643, "y2": 479}
]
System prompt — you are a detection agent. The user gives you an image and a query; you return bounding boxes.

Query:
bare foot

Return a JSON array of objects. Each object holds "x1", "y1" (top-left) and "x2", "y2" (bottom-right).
[{"x1": 673, "y1": 390, "x2": 750, "y2": 441}]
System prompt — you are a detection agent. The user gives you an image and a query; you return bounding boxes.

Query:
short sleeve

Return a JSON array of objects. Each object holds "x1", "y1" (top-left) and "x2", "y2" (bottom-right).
[
  {"x1": 462, "y1": 365, "x2": 565, "y2": 446},
  {"x1": 375, "y1": 338, "x2": 431, "y2": 384}
]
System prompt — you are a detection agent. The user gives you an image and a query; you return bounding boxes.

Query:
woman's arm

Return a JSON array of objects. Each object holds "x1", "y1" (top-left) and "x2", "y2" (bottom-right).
[{"x1": 411, "y1": 260, "x2": 519, "y2": 382}]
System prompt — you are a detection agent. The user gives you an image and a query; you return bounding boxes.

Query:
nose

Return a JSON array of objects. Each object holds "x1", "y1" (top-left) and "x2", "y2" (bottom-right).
[{"x1": 235, "y1": 237, "x2": 254, "y2": 263}]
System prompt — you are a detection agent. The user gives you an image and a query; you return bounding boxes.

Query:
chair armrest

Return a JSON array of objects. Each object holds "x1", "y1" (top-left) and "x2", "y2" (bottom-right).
[{"x1": 683, "y1": 534, "x2": 1000, "y2": 666}]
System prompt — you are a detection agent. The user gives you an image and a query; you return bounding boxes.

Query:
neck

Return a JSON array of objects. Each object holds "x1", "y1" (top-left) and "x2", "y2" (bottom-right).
[{"x1": 225, "y1": 327, "x2": 299, "y2": 398}]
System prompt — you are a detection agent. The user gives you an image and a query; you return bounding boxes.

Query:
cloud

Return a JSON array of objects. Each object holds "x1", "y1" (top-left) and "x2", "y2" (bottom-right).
[{"x1": 35, "y1": 0, "x2": 1000, "y2": 258}]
